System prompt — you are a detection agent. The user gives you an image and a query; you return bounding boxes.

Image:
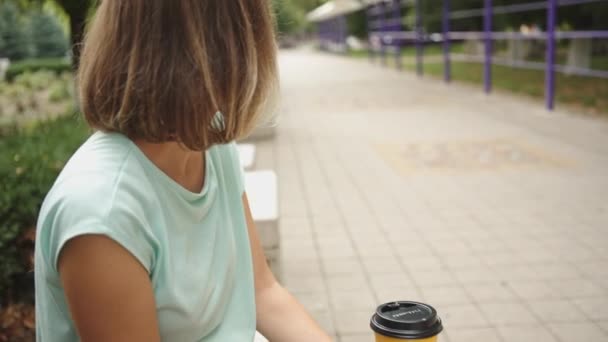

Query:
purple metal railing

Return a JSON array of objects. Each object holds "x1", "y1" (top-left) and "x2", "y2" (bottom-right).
[
  {"x1": 546, "y1": 0, "x2": 557, "y2": 110},
  {"x1": 415, "y1": 0, "x2": 423, "y2": 76},
  {"x1": 484, "y1": 0, "x2": 493, "y2": 93},
  {"x1": 360, "y1": 0, "x2": 608, "y2": 111},
  {"x1": 442, "y1": 0, "x2": 451, "y2": 83}
]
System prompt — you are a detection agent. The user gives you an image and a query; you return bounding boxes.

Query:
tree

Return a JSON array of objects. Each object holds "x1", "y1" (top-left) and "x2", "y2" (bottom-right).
[
  {"x1": 30, "y1": 11, "x2": 68, "y2": 58},
  {"x1": 14, "y1": 0, "x2": 94, "y2": 69},
  {"x1": 0, "y1": 2, "x2": 31, "y2": 61},
  {"x1": 273, "y1": 0, "x2": 307, "y2": 34},
  {"x1": 51, "y1": 0, "x2": 93, "y2": 70}
]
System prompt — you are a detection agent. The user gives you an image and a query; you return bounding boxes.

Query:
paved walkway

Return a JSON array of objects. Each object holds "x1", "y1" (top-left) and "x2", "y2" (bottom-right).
[{"x1": 254, "y1": 49, "x2": 608, "y2": 342}]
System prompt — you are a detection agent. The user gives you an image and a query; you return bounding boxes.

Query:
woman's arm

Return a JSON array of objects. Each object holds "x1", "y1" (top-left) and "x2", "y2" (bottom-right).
[
  {"x1": 58, "y1": 235, "x2": 161, "y2": 342},
  {"x1": 243, "y1": 193, "x2": 332, "y2": 342}
]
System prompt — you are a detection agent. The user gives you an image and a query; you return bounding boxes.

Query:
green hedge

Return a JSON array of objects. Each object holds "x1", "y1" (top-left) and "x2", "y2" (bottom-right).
[
  {"x1": 5, "y1": 58, "x2": 72, "y2": 82},
  {"x1": 0, "y1": 113, "x2": 90, "y2": 302}
]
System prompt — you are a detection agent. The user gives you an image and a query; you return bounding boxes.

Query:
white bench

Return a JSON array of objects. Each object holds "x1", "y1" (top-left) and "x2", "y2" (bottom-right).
[
  {"x1": 248, "y1": 125, "x2": 276, "y2": 141},
  {"x1": 244, "y1": 170, "x2": 280, "y2": 280},
  {"x1": 237, "y1": 144, "x2": 256, "y2": 170}
]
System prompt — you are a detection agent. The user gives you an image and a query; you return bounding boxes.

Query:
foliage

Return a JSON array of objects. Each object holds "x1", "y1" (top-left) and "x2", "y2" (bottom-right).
[
  {"x1": 29, "y1": 10, "x2": 69, "y2": 58},
  {"x1": 347, "y1": 10, "x2": 367, "y2": 39},
  {"x1": 0, "y1": 2, "x2": 31, "y2": 61},
  {"x1": 48, "y1": 79, "x2": 70, "y2": 102},
  {"x1": 5, "y1": 58, "x2": 71, "y2": 81},
  {"x1": 11, "y1": 0, "x2": 95, "y2": 69},
  {"x1": 273, "y1": 0, "x2": 307, "y2": 35},
  {"x1": 0, "y1": 113, "x2": 90, "y2": 303},
  {"x1": 14, "y1": 70, "x2": 56, "y2": 91}
]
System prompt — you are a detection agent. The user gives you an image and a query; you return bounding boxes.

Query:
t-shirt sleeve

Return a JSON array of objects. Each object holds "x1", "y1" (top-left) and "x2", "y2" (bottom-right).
[
  {"x1": 226, "y1": 141, "x2": 246, "y2": 195},
  {"x1": 40, "y1": 193, "x2": 156, "y2": 275}
]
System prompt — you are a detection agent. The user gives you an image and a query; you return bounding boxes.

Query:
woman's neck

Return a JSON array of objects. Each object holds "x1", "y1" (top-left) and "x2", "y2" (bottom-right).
[{"x1": 133, "y1": 140, "x2": 205, "y2": 193}]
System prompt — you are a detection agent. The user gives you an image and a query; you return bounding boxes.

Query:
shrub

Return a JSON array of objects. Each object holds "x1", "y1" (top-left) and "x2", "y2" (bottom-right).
[
  {"x1": 3, "y1": 84, "x2": 27, "y2": 102},
  {"x1": 29, "y1": 12, "x2": 69, "y2": 59},
  {"x1": 48, "y1": 81, "x2": 70, "y2": 103},
  {"x1": 5, "y1": 59, "x2": 71, "y2": 82},
  {"x1": 14, "y1": 70, "x2": 58, "y2": 90},
  {"x1": 0, "y1": 113, "x2": 90, "y2": 303},
  {"x1": 0, "y1": 3, "x2": 31, "y2": 61}
]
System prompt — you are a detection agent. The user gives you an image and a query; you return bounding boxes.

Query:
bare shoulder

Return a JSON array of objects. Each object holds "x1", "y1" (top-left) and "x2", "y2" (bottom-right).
[{"x1": 58, "y1": 235, "x2": 161, "y2": 342}]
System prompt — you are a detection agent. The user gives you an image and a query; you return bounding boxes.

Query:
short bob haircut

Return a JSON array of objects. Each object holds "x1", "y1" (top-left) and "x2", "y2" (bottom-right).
[{"x1": 78, "y1": 1, "x2": 278, "y2": 150}]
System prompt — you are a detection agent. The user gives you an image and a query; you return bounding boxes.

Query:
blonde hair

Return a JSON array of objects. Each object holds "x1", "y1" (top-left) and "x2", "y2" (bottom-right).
[{"x1": 78, "y1": 0, "x2": 278, "y2": 150}]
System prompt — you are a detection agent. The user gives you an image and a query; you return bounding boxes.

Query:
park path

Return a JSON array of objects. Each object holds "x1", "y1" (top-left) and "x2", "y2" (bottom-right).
[{"x1": 253, "y1": 49, "x2": 608, "y2": 342}]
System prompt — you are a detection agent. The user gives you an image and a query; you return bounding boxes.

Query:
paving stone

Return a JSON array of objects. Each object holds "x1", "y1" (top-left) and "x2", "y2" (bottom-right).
[
  {"x1": 573, "y1": 296, "x2": 608, "y2": 321},
  {"x1": 440, "y1": 304, "x2": 490, "y2": 328},
  {"x1": 327, "y1": 274, "x2": 371, "y2": 293},
  {"x1": 451, "y1": 266, "x2": 500, "y2": 284},
  {"x1": 361, "y1": 257, "x2": 403, "y2": 275},
  {"x1": 464, "y1": 282, "x2": 518, "y2": 303},
  {"x1": 372, "y1": 284, "x2": 423, "y2": 304},
  {"x1": 338, "y1": 334, "x2": 374, "y2": 342},
  {"x1": 496, "y1": 324, "x2": 558, "y2": 342},
  {"x1": 527, "y1": 299, "x2": 589, "y2": 323},
  {"x1": 547, "y1": 278, "x2": 606, "y2": 299},
  {"x1": 597, "y1": 321, "x2": 608, "y2": 334},
  {"x1": 409, "y1": 269, "x2": 458, "y2": 288},
  {"x1": 446, "y1": 327, "x2": 501, "y2": 342},
  {"x1": 421, "y1": 285, "x2": 474, "y2": 308},
  {"x1": 442, "y1": 254, "x2": 485, "y2": 269},
  {"x1": 329, "y1": 289, "x2": 377, "y2": 312},
  {"x1": 508, "y1": 280, "x2": 562, "y2": 301},
  {"x1": 365, "y1": 270, "x2": 410, "y2": 287},
  {"x1": 547, "y1": 322, "x2": 608, "y2": 342},
  {"x1": 332, "y1": 310, "x2": 375, "y2": 335},
  {"x1": 322, "y1": 258, "x2": 366, "y2": 276},
  {"x1": 477, "y1": 302, "x2": 540, "y2": 326},
  {"x1": 283, "y1": 274, "x2": 326, "y2": 294}
]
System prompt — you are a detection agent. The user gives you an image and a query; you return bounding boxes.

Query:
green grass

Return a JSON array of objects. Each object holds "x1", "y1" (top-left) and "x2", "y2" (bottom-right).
[
  {"x1": 592, "y1": 56, "x2": 608, "y2": 71},
  {"x1": 407, "y1": 61, "x2": 607, "y2": 114},
  {"x1": 348, "y1": 48, "x2": 608, "y2": 115}
]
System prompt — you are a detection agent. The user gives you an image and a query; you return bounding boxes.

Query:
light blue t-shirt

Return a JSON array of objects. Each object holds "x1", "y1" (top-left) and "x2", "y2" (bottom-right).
[{"x1": 34, "y1": 131, "x2": 256, "y2": 341}]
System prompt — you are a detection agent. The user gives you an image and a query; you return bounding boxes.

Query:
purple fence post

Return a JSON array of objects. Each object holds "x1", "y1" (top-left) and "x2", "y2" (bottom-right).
[
  {"x1": 332, "y1": 18, "x2": 337, "y2": 46},
  {"x1": 319, "y1": 21, "x2": 324, "y2": 50},
  {"x1": 339, "y1": 15, "x2": 346, "y2": 53},
  {"x1": 484, "y1": 0, "x2": 493, "y2": 93},
  {"x1": 442, "y1": 0, "x2": 451, "y2": 83},
  {"x1": 393, "y1": 0, "x2": 402, "y2": 70},
  {"x1": 366, "y1": 5, "x2": 375, "y2": 61},
  {"x1": 545, "y1": 0, "x2": 557, "y2": 110},
  {"x1": 415, "y1": 0, "x2": 423, "y2": 76},
  {"x1": 335, "y1": 17, "x2": 340, "y2": 48},
  {"x1": 380, "y1": 1, "x2": 388, "y2": 66}
]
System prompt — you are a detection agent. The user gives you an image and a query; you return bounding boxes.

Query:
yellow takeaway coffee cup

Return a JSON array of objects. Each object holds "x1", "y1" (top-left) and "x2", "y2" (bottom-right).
[{"x1": 370, "y1": 301, "x2": 443, "y2": 342}]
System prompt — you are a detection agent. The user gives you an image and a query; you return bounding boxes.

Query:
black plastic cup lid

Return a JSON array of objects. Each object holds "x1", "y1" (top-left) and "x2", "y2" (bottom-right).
[{"x1": 370, "y1": 301, "x2": 443, "y2": 339}]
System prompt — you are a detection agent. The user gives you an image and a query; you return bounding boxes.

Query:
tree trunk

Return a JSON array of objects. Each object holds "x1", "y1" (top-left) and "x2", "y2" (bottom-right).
[
  {"x1": 69, "y1": 9, "x2": 87, "y2": 72},
  {"x1": 63, "y1": 3, "x2": 89, "y2": 109}
]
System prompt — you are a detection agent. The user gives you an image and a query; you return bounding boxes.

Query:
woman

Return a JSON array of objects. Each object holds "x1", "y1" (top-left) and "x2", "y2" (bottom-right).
[{"x1": 34, "y1": 1, "x2": 331, "y2": 341}]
